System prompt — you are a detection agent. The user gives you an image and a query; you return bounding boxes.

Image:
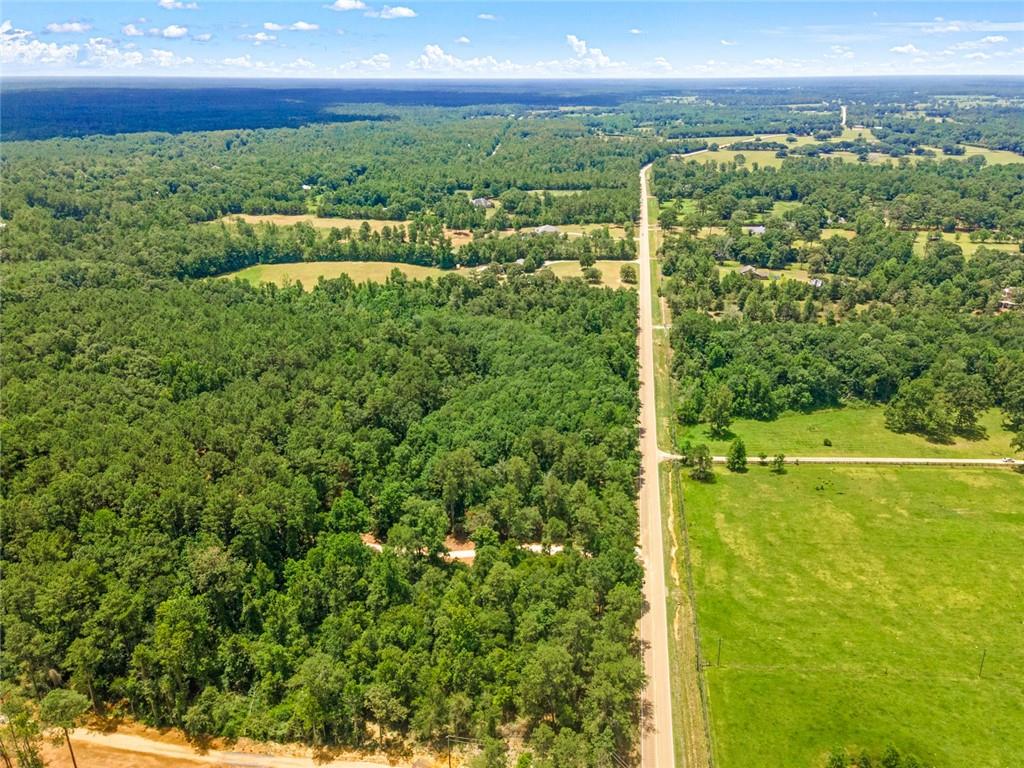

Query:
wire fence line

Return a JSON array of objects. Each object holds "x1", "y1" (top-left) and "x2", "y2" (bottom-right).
[{"x1": 672, "y1": 468, "x2": 717, "y2": 768}]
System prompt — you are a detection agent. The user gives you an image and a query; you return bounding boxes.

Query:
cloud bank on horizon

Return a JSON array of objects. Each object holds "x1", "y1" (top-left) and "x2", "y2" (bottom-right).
[{"x1": 1, "y1": 0, "x2": 1022, "y2": 78}]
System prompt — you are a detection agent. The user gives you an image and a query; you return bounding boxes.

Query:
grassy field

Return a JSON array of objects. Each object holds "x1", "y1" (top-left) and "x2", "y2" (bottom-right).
[
  {"x1": 683, "y1": 465, "x2": 1024, "y2": 768},
  {"x1": 222, "y1": 214, "x2": 479, "y2": 247},
  {"x1": 957, "y1": 144, "x2": 1024, "y2": 166},
  {"x1": 558, "y1": 222, "x2": 630, "y2": 240},
  {"x1": 521, "y1": 188, "x2": 589, "y2": 196},
  {"x1": 680, "y1": 405, "x2": 1019, "y2": 459},
  {"x1": 836, "y1": 126, "x2": 878, "y2": 142},
  {"x1": 225, "y1": 261, "x2": 448, "y2": 288},
  {"x1": 819, "y1": 227, "x2": 856, "y2": 240},
  {"x1": 717, "y1": 262, "x2": 812, "y2": 283},
  {"x1": 769, "y1": 200, "x2": 802, "y2": 217},
  {"x1": 911, "y1": 230, "x2": 1020, "y2": 258},
  {"x1": 221, "y1": 214, "x2": 630, "y2": 247},
  {"x1": 701, "y1": 149, "x2": 788, "y2": 169},
  {"x1": 544, "y1": 259, "x2": 636, "y2": 288}
]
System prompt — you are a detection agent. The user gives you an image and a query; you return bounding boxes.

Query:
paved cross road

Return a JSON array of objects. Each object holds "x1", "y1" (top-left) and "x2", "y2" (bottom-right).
[
  {"x1": 636, "y1": 162, "x2": 677, "y2": 768},
  {"x1": 712, "y1": 455, "x2": 1022, "y2": 467},
  {"x1": 656, "y1": 453, "x2": 1021, "y2": 468}
]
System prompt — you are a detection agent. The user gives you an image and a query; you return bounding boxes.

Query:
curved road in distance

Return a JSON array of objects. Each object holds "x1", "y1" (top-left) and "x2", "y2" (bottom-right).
[{"x1": 637, "y1": 161, "x2": 677, "y2": 768}]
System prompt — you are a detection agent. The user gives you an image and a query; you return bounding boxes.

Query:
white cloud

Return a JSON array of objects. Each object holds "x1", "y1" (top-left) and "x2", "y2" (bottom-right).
[
  {"x1": 338, "y1": 52, "x2": 391, "y2": 71},
  {"x1": 894, "y1": 18, "x2": 1024, "y2": 34},
  {"x1": 242, "y1": 32, "x2": 276, "y2": 44},
  {"x1": 753, "y1": 57, "x2": 785, "y2": 68},
  {"x1": 45, "y1": 21, "x2": 92, "y2": 34},
  {"x1": 83, "y1": 37, "x2": 143, "y2": 67},
  {"x1": 560, "y1": 34, "x2": 621, "y2": 72},
  {"x1": 965, "y1": 52, "x2": 991, "y2": 60},
  {"x1": 890, "y1": 43, "x2": 922, "y2": 54},
  {"x1": 287, "y1": 57, "x2": 316, "y2": 69},
  {"x1": 223, "y1": 54, "x2": 263, "y2": 69},
  {"x1": 477, "y1": 13, "x2": 497, "y2": 21},
  {"x1": 828, "y1": 45, "x2": 854, "y2": 60},
  {"x1": 629, "y1": 28, "x2": 642, "y2": 35},
  {"x1": 1, "y1": 20, "x2": 80, "y2": 65},
  {"x1": 150, "y1": 47, "x2": 193, "y2": 67},
  {"x1": 366, "y1": 6, "x2": 416, "y2": 19},
  {"x1": 566, "y1": 34, "x2": 587, "y2": 57},
  {"x1": 265, "y1": 21, "x2": 319, "y2": 31},
  {"x1": 946, "y1": 35, "x2": 1008, "y2": 51},
  {"x1": 192, "y1": 32, "x2": 212, "y2": 41},
  {"x1": 157, "y1": 0, "x2": 198, "y2": 9},
  {"x1": 159, "y1": 24, "x2": 189, "y2": 38},
  {"x1": 122, "y1": 24, "x2": 145, "y2": 37},
  {"x1": 409, "y1": 44, "x2": 517, "y2": 73},
  {"x1": 719, "y1": 39, "x2": 736, "y2": 46},
  {"x1": 326, "y1": 0, "x2": 366, "y2": 10},
  {"x1": 653, "y1": 56, "x2": 672, "y2": 72},
  {"x1": 456, "y1": 35, "x2": 470, "y2": 44}
]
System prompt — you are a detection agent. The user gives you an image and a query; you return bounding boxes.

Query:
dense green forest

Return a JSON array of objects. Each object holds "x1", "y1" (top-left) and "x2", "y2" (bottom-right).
[{"x1": 1, "y1": 273, "x2": 643, "y2": 765}]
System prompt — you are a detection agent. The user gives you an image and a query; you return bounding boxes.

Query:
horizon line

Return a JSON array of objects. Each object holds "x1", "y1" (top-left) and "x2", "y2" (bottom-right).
[{"x1": 5, "y1": 73, "x2": 1023, "y2": 82}]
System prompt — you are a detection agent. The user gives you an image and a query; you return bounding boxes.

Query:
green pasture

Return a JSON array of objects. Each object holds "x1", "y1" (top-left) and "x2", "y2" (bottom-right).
[{"x1": 683, "y1": 465, "x2": 1024, "y2": 768}]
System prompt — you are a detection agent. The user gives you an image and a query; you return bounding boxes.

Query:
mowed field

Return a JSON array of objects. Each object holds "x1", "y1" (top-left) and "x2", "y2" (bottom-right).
[
  {"x1": 717, "y1": 261, "x2": 812, "y2": 283},
  {"x1": 222, "y1": 214, "x2": 478, "y2": 247},
  {"x1": 226, "y1": 261, "x2": 447, "y2": 288},
  {"x1": 680, "y1": 405, "x2": 1019, "y2": 459},
  {"x1": 912, "y1": 230, "x2": 1020, "y2": 258},
  {"x1": 544, "y1": 259, "x2": 637, "y2": 288},
  {"x1": 224, "y1": 260, "x2": 636, "y2": 289},
  {"x1": 221, "y1": 215, "x2": 630, "y2": 247},
  {"x1": 692, "y1": 141, "x2": 1023, "y2": 170},
  {"x1": 682, "y1": 465, "x2": 1024, "y2": 768}
]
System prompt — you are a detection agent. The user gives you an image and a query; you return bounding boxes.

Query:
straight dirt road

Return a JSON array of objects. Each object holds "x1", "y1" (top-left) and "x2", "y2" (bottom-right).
[
  {"x1": 43, "y1": 727, "x2": 393, "y2": 768},
  {"x1": 637, "y1": 161, "x2": 677, "y2": 768}
]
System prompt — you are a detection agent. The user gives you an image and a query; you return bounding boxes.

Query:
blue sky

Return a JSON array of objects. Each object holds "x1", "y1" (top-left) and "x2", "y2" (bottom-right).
[{"x1": 2, "y1": 1, "x2": 1022, "y2": 78}]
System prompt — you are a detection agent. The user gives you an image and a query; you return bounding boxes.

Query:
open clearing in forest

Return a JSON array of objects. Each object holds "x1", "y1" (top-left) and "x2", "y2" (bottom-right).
[
  {"x1": 221, "y1": 215, "x2": 630, "y2": 247},
  {"x1": 544, "y1": 259, "x2": 637, "y2": 288},
  {"x1": 911, "y1": 230, "x2": 1020, "y2": 258},
  {"x1": 225, "y1": 259, "x2": 637, "y2": 290},
  {"x1": 682, "y1": 465, "x2": 1024, "y2": 768},
  {"x1": 955, "y1": 144, "x2": 1024, "y2": 165},
  {"x1": 716, "y1": 261, "x2": 812, "y2": 283},
  {"x1": 680, "y1": 405, "x2": 1019, "y2": 459},
  {"x1": 226, "y1": 261, "x2": 447, "y2": 288},
  {"x1": 221, "y1": 214, "x2": 478, "y2": 247}
]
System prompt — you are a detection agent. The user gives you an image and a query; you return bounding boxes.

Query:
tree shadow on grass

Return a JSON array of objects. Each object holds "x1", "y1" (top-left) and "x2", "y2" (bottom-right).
[
  {"x1": 955, "y1": 424, "x2": 989, "y2": 442},
  {"x1": 708, "y1": 428, "x2": 736, "y2": 442}
]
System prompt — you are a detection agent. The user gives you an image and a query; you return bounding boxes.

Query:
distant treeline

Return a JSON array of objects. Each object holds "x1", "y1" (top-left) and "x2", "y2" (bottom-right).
[{"x1": 653, "y1": 155, "x2": 1024, "y2": 234}]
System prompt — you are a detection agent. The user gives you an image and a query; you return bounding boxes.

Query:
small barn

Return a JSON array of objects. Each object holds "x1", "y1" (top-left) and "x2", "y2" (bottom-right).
[
  {"x1": 743, "y1": 225, "x2": 767, "y2": 235},
  {"x1": 471, "y1": 197, "x2": 494, "y2": 208},
  {"x1": 534, "y1": 224, "x2": 561, "y2": 235}
]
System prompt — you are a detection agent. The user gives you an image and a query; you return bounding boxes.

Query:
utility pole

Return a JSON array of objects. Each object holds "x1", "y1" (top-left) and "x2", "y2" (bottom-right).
[
  {"x1": 716, "y1": 637, "x2": 723, "y2": 667},
  {"x1": 978, "y1": 649, "x2": 987, "y2": 678}
]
